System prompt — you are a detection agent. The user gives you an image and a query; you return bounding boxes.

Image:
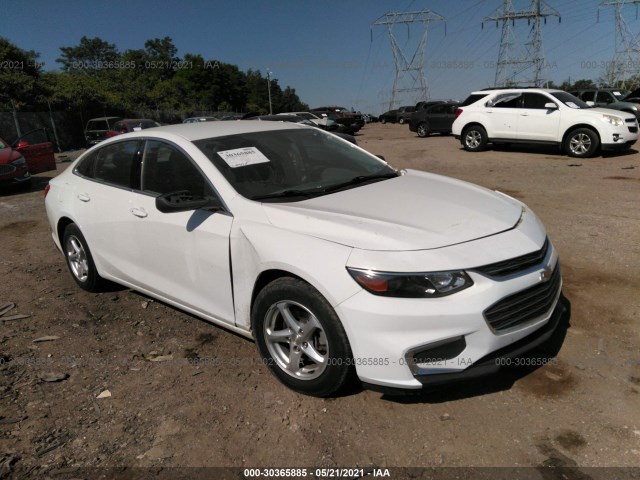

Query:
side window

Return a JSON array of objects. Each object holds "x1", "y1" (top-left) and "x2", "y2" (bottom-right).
[
  {"x1": 93, "y1": 141, "x2": 140, "y2": 188},
  {"x1": 141, "y1": 140, "x2": 215, "y2": 199},
  {"x1": 596, "y1": 91, "x2": 613, "y2": 103},
  {"x1": 429, "y1": 105, "x2": 447, "y2": 114},
  {"x1": 581, "y1": 91, "x2": 595, "y2": 102},
  {"x1": 523, "y1": 93, "x2": 552, "y2": 109},
  {"x1": 491, "y1": 93, "x2": 522, "y2": 108},
  {"x1": 74, "y1": 150, "x2": 99, "y2": 178}
]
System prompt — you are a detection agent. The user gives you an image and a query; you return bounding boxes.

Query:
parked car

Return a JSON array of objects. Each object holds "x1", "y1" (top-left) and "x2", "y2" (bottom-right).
[
  {"x1": 379, "y1": 109, "x2": 398, "y2": 124},
  {"x1": 106, "y1": 119, "x2": 161, "y2": 138},
  {"x1": 183, "y1": 117, "x2": 220, "y2": 123},
  {"x1": 246, "y1": 114, "x2": 356, "y2": 144},
  {"x1": 84, "y1": 117, "x2": 122, "y2": 148},
  {"x1": 309, "y1": 106, "x2": 364, "y2": 132},
  {"x1": 570, "y1": 88, "x2": 640, "y2": 120},
  {"x1": 396, "y1": 106, "x2": 416, "y2": 124},
  {"x1": 362, "y1": 114, "x2": 378, "y2": 123},
  {"x1": 452, "y1": 88, "x2": 639, "y2": 158},
  {"x1": 0, "y1": 129, "x2": 56, "y2": 186},
  {"x1": 278, "y1": 112, "x2": 339, "y2": 131},
  {"x1": 409, "y1": 101, "x2": 460, "y2": 137},
  {"x1": 46, "y1": 121, "x2": 566, "y2": 396}
]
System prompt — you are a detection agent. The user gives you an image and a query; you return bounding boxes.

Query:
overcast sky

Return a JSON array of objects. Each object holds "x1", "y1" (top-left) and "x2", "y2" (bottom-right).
[{"x1": 2, "y1": 0, "x2": 634, "y2": 113}]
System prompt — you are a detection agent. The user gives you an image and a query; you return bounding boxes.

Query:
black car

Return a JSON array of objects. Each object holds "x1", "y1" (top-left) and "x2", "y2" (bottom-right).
[
  {"x1": 380, "y1": 106, "x2": 415, "y2": 124},
  {"x1": 244, "y1": 114, "x2": 357, "y2": 144},
  {"x1": 409, "y1": 101, "x2": 460, "y2": 138}
]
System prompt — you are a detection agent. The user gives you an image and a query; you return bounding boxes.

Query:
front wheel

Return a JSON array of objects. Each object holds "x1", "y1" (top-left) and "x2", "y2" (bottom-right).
[
  {"x1": 417, "y1": 122, "x2": 430, "y2": 138},
  {"x1": 251, "y1": 277, "x2": 355, "y2": 397},
  {"x1": 398, "y1": 117, "x2": 405, "y2": 125},
  {"x1": 462, "y1": 125, "x2": 488, "y2": 152},
  {"x1": 380, "y1": 118, "x2": 387, "y2": 125},
  {"x1": 62, "y1": 223, "x2": 105, "y2": 292},
  {"x1": 564, "y1": 128, "x2": 599, "y2": 158}
]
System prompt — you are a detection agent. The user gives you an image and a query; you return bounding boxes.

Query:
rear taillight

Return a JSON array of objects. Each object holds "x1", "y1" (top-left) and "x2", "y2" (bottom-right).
[
  {"x1": 454, "y1": 108, "x2": 463, "y2": 119},
  {"x1": 44, "y1": 183, "x2": 51, "y2": 198}
]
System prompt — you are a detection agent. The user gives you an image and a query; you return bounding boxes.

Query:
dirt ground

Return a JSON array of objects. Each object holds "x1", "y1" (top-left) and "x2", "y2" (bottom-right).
[{"x1": 1, "y1": 123, "x2": 639, "y2": 478}]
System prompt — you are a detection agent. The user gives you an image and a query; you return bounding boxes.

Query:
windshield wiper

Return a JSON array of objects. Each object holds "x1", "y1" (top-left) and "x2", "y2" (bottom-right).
[
  {"x1": 321, "y1": 172, "x2": 398, "y2": 194},
  {"x1": 251, "y1": 189, "x2": 318, "y2": 201}
]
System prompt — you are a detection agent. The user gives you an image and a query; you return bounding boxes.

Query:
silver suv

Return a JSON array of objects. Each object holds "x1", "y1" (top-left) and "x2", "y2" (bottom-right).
[{"x1": 452, "y1": 88, "x2": 639, "y2": 158}]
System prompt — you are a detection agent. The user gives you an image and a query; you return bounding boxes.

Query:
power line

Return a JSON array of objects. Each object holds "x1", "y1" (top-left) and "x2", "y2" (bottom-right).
[
  {"x1": 599, "y1": 0, "x2": 640, "y2": 87},
  {"x1": 483, "y1": 0, "x2": 561, "y2": 87},
  {"x1": 372, "y1": 9, "x2": 446, "y2": 109}
]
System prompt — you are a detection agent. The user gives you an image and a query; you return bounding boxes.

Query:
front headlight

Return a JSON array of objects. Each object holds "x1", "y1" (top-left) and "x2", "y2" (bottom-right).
[
  {"x1": 10, "y1": 156, "x2": 27, "y2": 167},
  {"x1": 346, "y1": 267, "x2": 473, "y2": 298},
  {"x1": 602, "y1": 114, "x2": 624, "y2": 126}
]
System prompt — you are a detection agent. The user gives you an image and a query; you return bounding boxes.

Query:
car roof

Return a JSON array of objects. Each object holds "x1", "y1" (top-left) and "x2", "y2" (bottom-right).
[
  {"x1": 88, "y1": 116, "x2": 122, "y2": 121},
  {"x1": 138, "y1": 119, "x2": 308, "y2": 142},
  {"x1": 474, "y1": 87, "x2": 563, "y2": 93}
]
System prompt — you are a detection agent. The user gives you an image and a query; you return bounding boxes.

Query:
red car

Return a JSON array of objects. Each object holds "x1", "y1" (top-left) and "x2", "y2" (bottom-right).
[
  {"x1": 0, "y1": 129, "x2": 56, "y2": 186},
  {"x1": 106, "y1": 119, "x2": 160, "y2": 138}
]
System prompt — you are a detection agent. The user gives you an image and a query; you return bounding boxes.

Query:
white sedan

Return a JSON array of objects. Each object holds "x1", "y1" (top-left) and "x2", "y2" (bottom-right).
[{"x1": 45, "y1": 121, "x2": 566, "y2": 396}]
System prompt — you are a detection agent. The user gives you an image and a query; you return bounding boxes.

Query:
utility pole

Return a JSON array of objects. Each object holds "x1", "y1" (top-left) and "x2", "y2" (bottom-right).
[
  {"x1": 266, "y1": 69, "x2": 273, "y2": 115},
  {"x1": 483, "y1": 0, "x2": 560, "y2": 87},
  {"x1": 599, "y1": 0, "x2": 640, "y2": 88},
  {"x1": 372, "y1": 9, "x2": 446, "y2": 110}
]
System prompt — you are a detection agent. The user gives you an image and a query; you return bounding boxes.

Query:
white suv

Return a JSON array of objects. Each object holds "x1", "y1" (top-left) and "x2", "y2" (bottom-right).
[{"x1": 452, "y1": 88, "x2": 639, "y2": 158}]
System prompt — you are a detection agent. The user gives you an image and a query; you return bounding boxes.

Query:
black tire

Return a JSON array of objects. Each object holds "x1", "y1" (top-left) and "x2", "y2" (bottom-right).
[
  {"x1": 251, "y1": 277, "x2": 355, "y2": 397},
  {"x1": 461, "y1": 125, "x2": 488, "y2": 152},
  {"x1": 62, "y1": 223, "x2": 105, "y2": 292},
  {"x1": 398, "y1": 117, "x2": 405, "y2": 125},
  {"x1": 564, "y1": 128, "x2": 599, "y2": 158},
  {"x1": 416, "y1": 122, "x2": 430, "y2": 138}
]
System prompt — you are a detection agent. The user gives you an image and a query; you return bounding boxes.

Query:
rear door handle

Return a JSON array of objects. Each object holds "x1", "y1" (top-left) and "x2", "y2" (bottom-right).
[
  {"x1": 77, "y1": 193, "x2": 90, "y2": 202},
  {"x1": 130, "y1": 207, "x2": 148, "y2": 218}
]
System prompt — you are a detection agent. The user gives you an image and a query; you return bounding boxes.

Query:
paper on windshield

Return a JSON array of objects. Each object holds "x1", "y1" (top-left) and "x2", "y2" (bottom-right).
[{"x1": 218, "y1": 147, "x2": 270, "y2": 168}]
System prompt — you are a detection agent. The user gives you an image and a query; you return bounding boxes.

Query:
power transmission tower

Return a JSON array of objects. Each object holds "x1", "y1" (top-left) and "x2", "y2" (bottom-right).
[
  {"x1": 483, "y1": 0, "x2": 560, "y2": 87},
  {"x1": 599, "y1": 0, "x2": 640, "y2": 88},
  {"x1": 372, "y1": 10, "x2": 445, "y2": 110}
]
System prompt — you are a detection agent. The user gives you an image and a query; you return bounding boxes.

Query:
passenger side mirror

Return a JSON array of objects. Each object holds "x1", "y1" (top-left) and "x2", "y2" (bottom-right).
[
  {"x1": 155, "y1": 190, "x2": 219, "y2": 213},
  {"x1": 586, "y1": 101, "x2": 595, "y2": 107},
  {"x1": 544, "y1": 103, "x2": 558, "y2": 110}
]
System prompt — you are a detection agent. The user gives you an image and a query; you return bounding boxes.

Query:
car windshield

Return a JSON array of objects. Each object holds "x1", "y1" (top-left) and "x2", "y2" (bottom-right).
[
  {"x1": 550, "y1": 92, "x2": 590, "y2": 109},
  {"x1": 612, "y1": 90, "x2": 630, "y2": 100},
  {"x1": 194, "y1": 128, "x2": 397, "y2": 202}
]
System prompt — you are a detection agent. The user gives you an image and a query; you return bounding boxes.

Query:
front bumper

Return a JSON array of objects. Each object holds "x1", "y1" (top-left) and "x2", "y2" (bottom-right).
[
  {"x1": 601, "y1": 140, "x2": 636, "y2": 151},
  {"x1": 412, "y1": 294, "x2": 567, "y2": 388},
  {"x1": 335, "y1": 214, "x2": 562, "y2": 390}
]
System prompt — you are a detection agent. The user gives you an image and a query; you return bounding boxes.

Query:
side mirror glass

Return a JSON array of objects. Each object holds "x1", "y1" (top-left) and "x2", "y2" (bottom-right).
[{"x1": 155, "y1": 190, "x2": 219, "y2": 213}]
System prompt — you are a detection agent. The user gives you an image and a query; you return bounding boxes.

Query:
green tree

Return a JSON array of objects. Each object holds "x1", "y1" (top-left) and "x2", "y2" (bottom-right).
[
  {"x1": 57, "y1": 36, "x2": 120, "y2": 75},
  {"x1": 0, "y1": 37, "x2": 43, "y2": 108}
]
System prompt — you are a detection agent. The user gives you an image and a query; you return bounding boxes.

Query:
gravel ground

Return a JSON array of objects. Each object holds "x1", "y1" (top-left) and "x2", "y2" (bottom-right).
[{"x1": 0, "y1": 123, "x2": 638, "y2": 478}]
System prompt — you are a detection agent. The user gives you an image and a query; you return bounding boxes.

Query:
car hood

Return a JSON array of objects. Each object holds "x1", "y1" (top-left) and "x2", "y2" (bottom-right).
[{"x1": 262, "y1": 170, "x2": 523, "y2": 251}]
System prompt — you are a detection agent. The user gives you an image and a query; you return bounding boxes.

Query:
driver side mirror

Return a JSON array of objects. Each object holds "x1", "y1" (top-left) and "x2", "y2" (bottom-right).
[
  {"x1": 544, "y1": 103, "x2": 558, "y2": 110},
  {"x1": 155, "y1": 190, "x2": 220, "y2": 213},
  {"x1": 586, "y1": 101, "x2": 595, "y2": 107}
]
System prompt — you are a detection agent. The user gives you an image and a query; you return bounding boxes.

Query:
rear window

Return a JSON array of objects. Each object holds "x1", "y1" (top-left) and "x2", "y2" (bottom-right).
[
  {"x1": 461, "y1": 94, "x2": 489, "y2": 106},
  {"x1": 87, "y1": 120, "x2": 108, "y2": 131}
]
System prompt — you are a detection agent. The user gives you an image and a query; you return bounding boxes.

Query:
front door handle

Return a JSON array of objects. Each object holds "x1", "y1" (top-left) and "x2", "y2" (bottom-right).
[
  {"x1": 130, "y1": 207, "x2": 148, "y2": 218},
  {"x1": 77, "y1": 193, "x2": 90, "y2": 202}
]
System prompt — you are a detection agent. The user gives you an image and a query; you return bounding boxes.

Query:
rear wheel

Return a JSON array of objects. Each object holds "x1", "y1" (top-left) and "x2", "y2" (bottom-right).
[
  {"x1": 251, "y1": 277, "x2": 355, "y2": 397},
  {"x1": 398, "y1": 117, "x2": 405, "y2": 125},
  {"x1": 62, "y1": 223, "x2": 105, "y2": 292},
  {"x1": 417, "y1": 122, "x2": 430, "y2": 138},
  {"x1": 564, "y1": 128, "x2": 599, "y2": 158},
  {"x1": 380, "y1": 118, "x2": 387, "y2": 125},
  {"x1": 462, "y1": 125, "x2": 488, "y2": 152}
]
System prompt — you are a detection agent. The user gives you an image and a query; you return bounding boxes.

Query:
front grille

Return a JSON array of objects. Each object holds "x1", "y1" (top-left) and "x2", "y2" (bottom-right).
[
  {"x1": 474, "y1": 238, "x2": 549, "y2": 277},
  {"x1": 0, "y1": 164, "x2": 17, "y2": 175},
  {"x1": 483, "y1": 262, "x2": 561, "y2": 332},
  {"x1": 626, "y1": 119, "x2": 637, "y2": 133}
]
